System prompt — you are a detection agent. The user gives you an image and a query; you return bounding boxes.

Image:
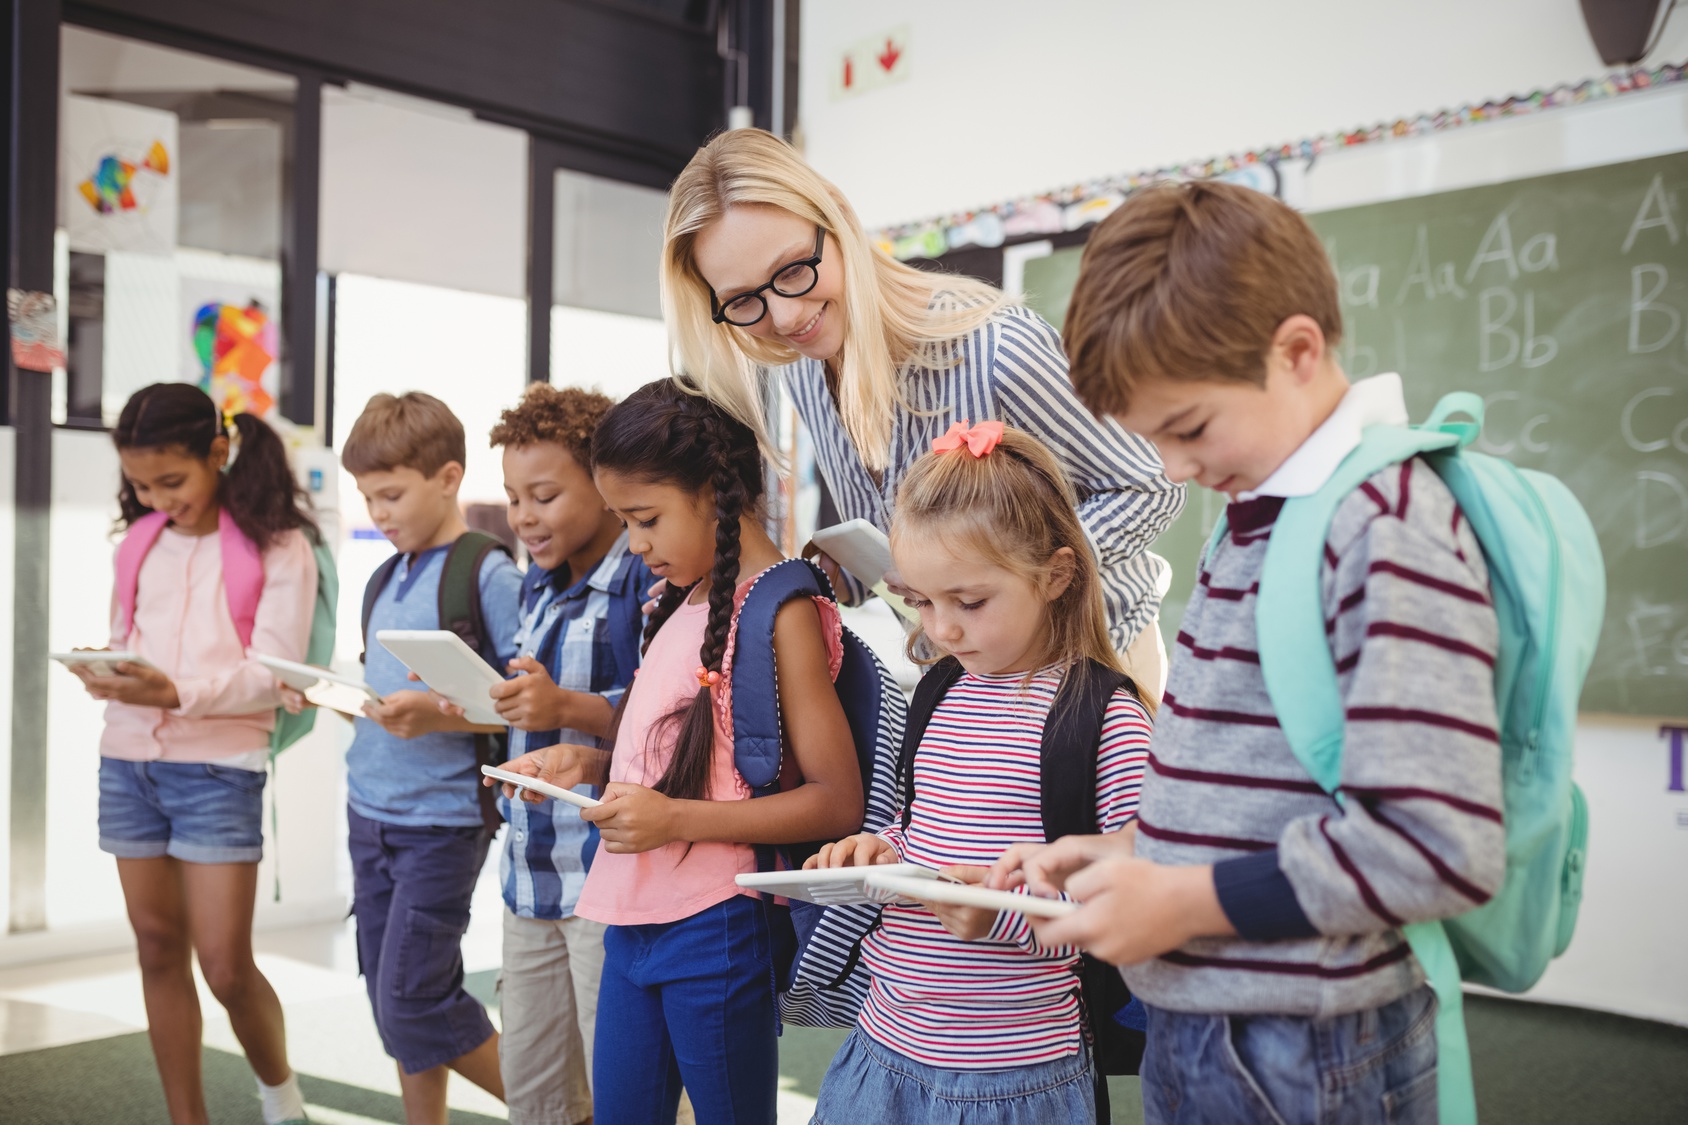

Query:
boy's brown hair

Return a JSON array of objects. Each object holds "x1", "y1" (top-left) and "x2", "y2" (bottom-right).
[
  {"x1": 1062, "y1": 180, "x2": 1343, "y2": 418},
  {"x1": 488, "y1": 383, "x2": 615, "y2": 466},
  {"x1": 341, "y1": 391, "x2": 466, "y2": 477}
]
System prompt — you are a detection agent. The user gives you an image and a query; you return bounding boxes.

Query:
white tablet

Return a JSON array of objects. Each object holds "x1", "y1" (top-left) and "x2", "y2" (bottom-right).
[
  {"x1": 735, "y1": 864, "x2": 948, "y2": 906},
  {"x1": 49, "y1": 651, "x2": 153, "y2": 677},
  {"x1": 256, "y1": 653, "x2": 377, "y2": 696},
  {"x1": 811, "y1": 519, "x2": 893, "y2": 588},
  {"x1": 376, "y1": 630, "x2": 506, "y2": 726},
  {"x1": 864, "y1": 872, "x2": 1079, "y2": 919},
  {"x1": 481, "y1": 765, "x2": 601, "y2": 809}
]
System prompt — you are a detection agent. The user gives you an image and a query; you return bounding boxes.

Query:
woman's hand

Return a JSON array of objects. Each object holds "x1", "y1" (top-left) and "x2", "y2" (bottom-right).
[
  {"x1": 79, "y1": 661, "x2": 181, "y2": 709},
  {"x1": 916, "y1": 865, "x2": 999, "y2": 941},
  {"x1": 989, "y1": 824, "x2": 1138, "y2": 895},
  {"x1": 491, "y1": 743, "x2": 609, "y2": 803},
  {"x1": 803, "y1": 833, "x2": 900, "y2": 869},
  {"x1": 881, "y1": 564, "x2": 916, "y2": 604},
  {"x1": 581, "y1": 783, "x2": 681, "y2": 853},
  {"x1": 363, "y1": 690, "x2": 450, "y2": 739},
  {"x1": 808, "y1": 550, "x2": 847, "y2": 597}
]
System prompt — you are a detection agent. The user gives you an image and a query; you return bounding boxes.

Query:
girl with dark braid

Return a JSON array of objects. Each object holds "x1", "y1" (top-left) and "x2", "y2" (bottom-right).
[{"x1": 516, "y1": 379, "x2": 864, "y2": 1125}]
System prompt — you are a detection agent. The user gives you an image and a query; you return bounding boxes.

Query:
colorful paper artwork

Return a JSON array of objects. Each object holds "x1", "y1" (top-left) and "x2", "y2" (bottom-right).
[
  {"x1": 874, "y1": 58, "x2": 1687, "y2": 258},
  {"x1": 193, "y1": 300, "x2": 276, "y2": 417},
  {"x1": 61, "y1": 95, "x2": 179, "y2": 255},
  {"x1": 76, "y1": 141, "x2": 171, "y2": 215}
]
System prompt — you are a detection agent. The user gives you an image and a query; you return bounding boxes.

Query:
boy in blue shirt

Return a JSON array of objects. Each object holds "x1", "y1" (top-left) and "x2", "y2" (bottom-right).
[
  {"x1": 478, "y1": 384, "x2": 652, "y2": 1125},
  {"x1": 342, "y1": 391, "x2": 523, "y2": 1119}
]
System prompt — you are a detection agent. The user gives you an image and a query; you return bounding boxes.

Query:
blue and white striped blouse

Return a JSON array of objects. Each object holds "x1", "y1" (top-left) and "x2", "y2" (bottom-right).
[{"x1": 782, "y1": 303, "x2": 1185, "y2": 651}]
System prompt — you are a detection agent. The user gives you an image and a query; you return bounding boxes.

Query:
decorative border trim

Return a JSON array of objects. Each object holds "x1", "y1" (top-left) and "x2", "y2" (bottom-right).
[{"x1": 873, "y1": 60, "x2": 1687, "y2": 260}]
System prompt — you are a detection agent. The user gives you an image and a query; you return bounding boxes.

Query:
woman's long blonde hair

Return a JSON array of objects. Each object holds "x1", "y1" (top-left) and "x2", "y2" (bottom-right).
[
  {"x1": 662, "y1": 129, "x2": 1008, "y2": 472},
  {"x1": 891, "y1": 428, "x2": 1146, "y2": 711}
]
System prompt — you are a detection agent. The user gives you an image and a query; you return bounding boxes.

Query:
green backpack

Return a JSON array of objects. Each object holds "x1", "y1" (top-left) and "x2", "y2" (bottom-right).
[
  {"x1": 270, "y1": 534, "x2": 340, "y2": 756},
  {"x1": 1208, "y1": 392, "x2": 1603, "y2": 1123}
]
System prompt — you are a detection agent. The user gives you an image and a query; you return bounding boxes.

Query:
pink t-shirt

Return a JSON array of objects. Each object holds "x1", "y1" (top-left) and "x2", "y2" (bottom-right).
[
  {"x1": 574, "y1": 572, "x2": 842, "y2": 927},
  {"x1": 100, "y1": 524, "x2": 317, "y2": 764}
]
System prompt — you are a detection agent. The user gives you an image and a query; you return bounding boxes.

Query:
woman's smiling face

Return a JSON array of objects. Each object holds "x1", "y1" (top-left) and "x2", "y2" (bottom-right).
[{"x1": 691, "y1": 204, "x2": 847, "y2": 363}]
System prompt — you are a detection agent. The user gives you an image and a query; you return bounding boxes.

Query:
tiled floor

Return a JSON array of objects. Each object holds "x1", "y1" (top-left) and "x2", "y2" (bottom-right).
[{"x1": 0, "y1": 865, "x2": 823, "y2": 1123}]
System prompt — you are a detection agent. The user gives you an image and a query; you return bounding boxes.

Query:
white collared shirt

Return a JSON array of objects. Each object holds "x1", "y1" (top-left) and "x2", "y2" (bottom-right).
[{"x1": 1242, "y1": 373, "x2": 1409, "y2": 500}]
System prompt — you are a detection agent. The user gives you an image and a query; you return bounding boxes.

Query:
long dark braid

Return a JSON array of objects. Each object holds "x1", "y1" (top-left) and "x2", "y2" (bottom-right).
[{"x1": 592, "y1": 379, "x2": 764, "y2": 802}]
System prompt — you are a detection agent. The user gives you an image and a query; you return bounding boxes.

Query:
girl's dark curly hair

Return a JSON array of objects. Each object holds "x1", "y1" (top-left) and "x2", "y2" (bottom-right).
[
  {"x1": 591, "y1": 379, "x2": 764, "y2": 802},
  {"x1": 113, "y1": 382, "x2": 319, "y2": 549}
]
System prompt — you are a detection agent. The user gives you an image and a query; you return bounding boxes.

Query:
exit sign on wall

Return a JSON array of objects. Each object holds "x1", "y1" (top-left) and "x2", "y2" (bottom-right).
[{"x1": 831, "y1": 25, "x2": 910, "y2": 100}]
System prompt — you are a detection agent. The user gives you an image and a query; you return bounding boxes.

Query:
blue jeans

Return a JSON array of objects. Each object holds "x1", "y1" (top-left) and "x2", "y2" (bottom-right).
[
  {"x1": 810, "y1": 1029, "x2": 1095, "y2": 1124},
  {"x1": 348, "y1": 807, "x2": 497, "y2": 1074},
  {"x1": 98, "y1": 758, "x2": 266, "y2": 864},
  {"x1": 593, "y1": 894, "x2": 779, "y2": 1125},
  {"x1": 1141, "y1": 985, "x2": 1439, "y2": 1125}
]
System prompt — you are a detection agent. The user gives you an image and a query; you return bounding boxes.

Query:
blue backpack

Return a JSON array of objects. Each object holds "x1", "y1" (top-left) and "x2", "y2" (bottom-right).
[
  {"x1": 725, "y1": 558, "x2": 909, "y2": 1028},
  {"x1": 1209, "y1": 392, "x2": 1603, "y2": 1124}
]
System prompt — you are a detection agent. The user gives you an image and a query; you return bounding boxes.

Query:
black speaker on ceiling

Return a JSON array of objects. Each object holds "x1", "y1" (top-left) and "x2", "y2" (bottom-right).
[{"x1": 1580, "y1": 0, "x2": 1671, "y2": 64}]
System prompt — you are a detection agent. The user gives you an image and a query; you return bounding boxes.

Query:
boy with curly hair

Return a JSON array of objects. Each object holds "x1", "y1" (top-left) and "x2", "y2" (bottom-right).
[{"x1": 483, "y1": 383, "x2": 654, "y2": 1125}]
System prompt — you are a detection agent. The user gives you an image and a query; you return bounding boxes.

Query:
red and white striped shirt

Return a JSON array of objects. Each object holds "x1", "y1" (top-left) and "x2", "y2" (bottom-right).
[{"x1": 858, "y1": 666, "x2": 1151, "y2": 1069}]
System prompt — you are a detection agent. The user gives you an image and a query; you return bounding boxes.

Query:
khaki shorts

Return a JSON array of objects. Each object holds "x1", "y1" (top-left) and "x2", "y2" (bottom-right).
[{"x1": 498, "y1": 910, "x2": 606, "y2": 1125}]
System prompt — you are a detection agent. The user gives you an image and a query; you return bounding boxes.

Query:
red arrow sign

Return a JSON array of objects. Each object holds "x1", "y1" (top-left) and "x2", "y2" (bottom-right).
[{"x1": 878, "y1": 39, "x2": 902, "y2": 72}]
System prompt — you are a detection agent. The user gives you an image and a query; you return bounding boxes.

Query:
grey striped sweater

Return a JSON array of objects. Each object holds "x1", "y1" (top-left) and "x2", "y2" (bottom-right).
[
  {"x1": 782, "y1": 302, "x2": 1185, "y2": 651},
  {"x1": 1124, "y1": 456, "x2": 1506, "y2": 1017}
]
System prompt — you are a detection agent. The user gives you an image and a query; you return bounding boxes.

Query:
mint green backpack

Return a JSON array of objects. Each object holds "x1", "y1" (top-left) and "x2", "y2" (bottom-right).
[
  {"x1": 269, "y1": 533, "x2": 339, "y2": 756},
  {"x1": 1208, "y1": 392, "x2": 1603, "y2": 1123}
]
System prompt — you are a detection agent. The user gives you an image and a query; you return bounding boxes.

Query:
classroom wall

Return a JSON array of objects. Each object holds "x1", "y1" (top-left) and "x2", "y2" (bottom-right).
[{"x1": 797, "y1": 0, "x2": 1688, "y2": 228}]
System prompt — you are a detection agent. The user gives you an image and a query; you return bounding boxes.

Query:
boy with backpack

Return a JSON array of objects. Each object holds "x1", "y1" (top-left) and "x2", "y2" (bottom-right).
[
  {"x1": 995, "y1": 181, "x2": 1599, "y2": 1124},
  {"x1": 480, "y1": 384, "x2": 652, "y2": 1125},
  {"x1": 341, "y1": 391, "x2": 523, "y2": 1119}
]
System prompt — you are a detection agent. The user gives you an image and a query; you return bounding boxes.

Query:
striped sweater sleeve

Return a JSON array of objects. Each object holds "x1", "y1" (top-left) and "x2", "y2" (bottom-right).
[
  {"x1": 989, "y1": 313, "x2": 1186, "y2": 649},
  {"x1": 990, "y1": 688, "x2": 1154, "y2": 953},
  {"x1": 1220, "y1": 461, "x2": 1506, "y2": 939}
]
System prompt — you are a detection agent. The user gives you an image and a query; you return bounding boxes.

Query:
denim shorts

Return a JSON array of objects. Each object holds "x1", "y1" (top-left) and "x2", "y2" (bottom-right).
[
  {"x1": 1140, "y1": 985, "x2": 1439, "y2": 1125},
  {"x1": 811, "y1": 1029, "x2": 1095, "y2": 1125},
  {"x1": 98, "y1": 757, "x2": 267, "y2": 865}
]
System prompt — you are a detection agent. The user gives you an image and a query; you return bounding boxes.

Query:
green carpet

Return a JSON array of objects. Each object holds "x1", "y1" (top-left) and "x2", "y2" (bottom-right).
[{"x1": 2, "y1": 975, "x2": 1683, "y2": 1123}]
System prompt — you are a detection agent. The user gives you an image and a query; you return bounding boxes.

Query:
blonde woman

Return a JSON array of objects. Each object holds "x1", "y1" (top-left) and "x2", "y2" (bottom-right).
[{"x1": 661, "y1": 128, "x2": 1183, "y2": 689}]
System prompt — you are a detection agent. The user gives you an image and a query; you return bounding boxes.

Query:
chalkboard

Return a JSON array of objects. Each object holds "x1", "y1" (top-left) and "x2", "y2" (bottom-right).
[{"x1": 1022, "y1": 151, "x2": 1688, "y2": 717}]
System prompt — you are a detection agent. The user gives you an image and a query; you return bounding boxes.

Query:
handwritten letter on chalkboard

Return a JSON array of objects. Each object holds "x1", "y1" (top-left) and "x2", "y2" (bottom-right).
[{"x1": 1024, "y1": 152, "x2": 1688, "y2": 716}]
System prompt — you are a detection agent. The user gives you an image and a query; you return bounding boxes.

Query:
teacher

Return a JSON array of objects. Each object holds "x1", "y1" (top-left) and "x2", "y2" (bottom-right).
[{"x1": 658, "y1": 129, "x2": 1184, "y2": 690}]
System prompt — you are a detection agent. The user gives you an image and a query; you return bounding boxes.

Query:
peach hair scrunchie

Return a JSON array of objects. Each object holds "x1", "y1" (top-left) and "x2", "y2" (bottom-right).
[{"x1": 931, "y1": 419, "x2": 1005, "y2": 458}]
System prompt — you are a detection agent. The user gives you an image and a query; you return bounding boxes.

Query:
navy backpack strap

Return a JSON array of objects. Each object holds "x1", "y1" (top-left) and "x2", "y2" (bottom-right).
[
  {"x1": 729, "y1": 558, "x2": 831, "y2": 798},
  {"x1": 1036, "y1": 658, "x2": 1145, "y2": 1099},
  {"x1": 1040, "y1": 659, "x2": 1132, "y2": 842},
  {"x1": 897, "y1": 656, "x2": 967, "y2": 831},
  {"x1": 359, "y1": 554, "x2": 403, "y2": 665}
]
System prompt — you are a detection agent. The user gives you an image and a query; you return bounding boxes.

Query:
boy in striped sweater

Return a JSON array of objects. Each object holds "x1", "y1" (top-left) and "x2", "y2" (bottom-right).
[{"x1": 994, "y1": 181, "x2": 1505, "y2": 1124}]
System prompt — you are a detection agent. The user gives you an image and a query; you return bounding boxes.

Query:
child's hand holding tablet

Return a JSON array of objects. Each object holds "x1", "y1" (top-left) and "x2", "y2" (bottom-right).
[
  {"x1": 54, "y1": 650, "x2": 179, "y2": 707},
  {"x1": 489, "y1": 744, "x2": 611, "y2": 804},
  {"x1": 376, "y1": 629, "x2": 506, "y2": 726}
]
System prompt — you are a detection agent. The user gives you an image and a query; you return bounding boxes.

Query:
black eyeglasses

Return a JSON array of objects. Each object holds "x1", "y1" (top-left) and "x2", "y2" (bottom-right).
[{"x1": 710, "y1": 226, "x2": 825, "y2": 327}]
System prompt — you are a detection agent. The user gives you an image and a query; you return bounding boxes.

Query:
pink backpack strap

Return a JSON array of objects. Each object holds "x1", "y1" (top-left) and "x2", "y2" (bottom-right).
[
  {"x1": 217, "y1": 511, "x2": 264, "y2": 650},
  {"x1": 114, "y1": 511, "x2": 171, "y2": 643}
]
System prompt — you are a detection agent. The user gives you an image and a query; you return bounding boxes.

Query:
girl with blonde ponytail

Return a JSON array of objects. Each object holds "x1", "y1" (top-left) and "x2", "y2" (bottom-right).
[{"x1": 663, "y1": 128, "x2": 1184, "y2": 689}]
